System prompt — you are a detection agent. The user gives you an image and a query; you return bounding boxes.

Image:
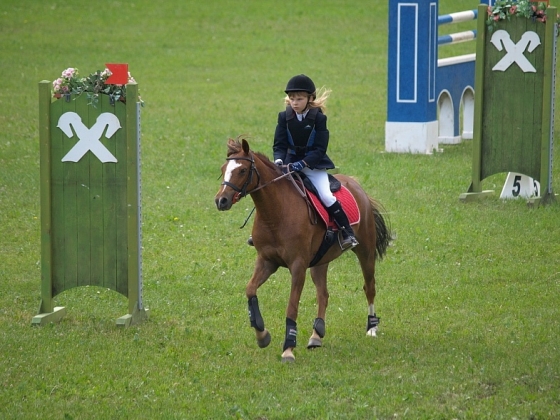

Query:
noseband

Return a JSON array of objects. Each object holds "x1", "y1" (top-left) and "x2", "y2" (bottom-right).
[{"x1": 222, "y1": 154, "x2": 261, "y2": 203}]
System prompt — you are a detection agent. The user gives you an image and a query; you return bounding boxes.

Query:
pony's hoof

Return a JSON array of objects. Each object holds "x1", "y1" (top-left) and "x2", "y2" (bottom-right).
[
  {"x1": 257, "y1": 330, "x2": 271, "y2": 348},
  {"x1": 307, "y1": 337, "x2": 322, "y2": 349},
  {"x1": 281, "y1": 348, "x2": 295, "y2": 362},
  {"x1": 366, "y1": 327, "x2": 377, "y2": 337}
]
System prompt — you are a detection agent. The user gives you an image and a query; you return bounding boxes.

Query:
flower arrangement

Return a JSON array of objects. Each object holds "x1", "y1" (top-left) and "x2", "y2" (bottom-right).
[
  {"x1": 486, "y1": 0, "x2": 560, "y2": 31},
  {"x1": 52, "y1": 67, "x2": 144, "y2": 107}
]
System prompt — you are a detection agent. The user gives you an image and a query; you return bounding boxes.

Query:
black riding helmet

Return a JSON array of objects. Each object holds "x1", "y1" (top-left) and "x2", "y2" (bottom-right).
[{"x1": 284, "y1": 74, "x2": 316, "y2": 98}]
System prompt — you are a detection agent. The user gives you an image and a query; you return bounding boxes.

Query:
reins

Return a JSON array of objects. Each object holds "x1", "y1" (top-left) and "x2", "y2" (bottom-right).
[
  {"x1": 250, "y1": 170, "x2": 297, "y2": 194},
  {"x1": 289, "y1": 172, "x2": 318, "y2": 225}
]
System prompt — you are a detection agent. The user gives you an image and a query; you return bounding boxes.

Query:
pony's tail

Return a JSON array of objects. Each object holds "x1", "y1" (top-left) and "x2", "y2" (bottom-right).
[{"x1": 370, "y1": 198, "x2": 391, "y2": 260}]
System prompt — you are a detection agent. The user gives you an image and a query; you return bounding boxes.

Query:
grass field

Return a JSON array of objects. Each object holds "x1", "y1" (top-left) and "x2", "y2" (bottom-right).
[{"x1": 1, "y1": 0, "x2": 560, "y2": 419}]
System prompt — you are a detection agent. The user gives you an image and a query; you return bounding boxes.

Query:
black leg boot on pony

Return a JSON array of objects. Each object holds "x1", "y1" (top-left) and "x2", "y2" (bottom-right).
[{"x1": 327, "y1": 200, "x2": 359, "y2": 251}]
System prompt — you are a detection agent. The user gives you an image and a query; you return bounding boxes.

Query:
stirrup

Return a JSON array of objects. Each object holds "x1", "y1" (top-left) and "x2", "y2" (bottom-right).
[
  {"x1": 247, "y1": 236, "x2": 254, "y2": 246},
  {"x1": 340, "y1": 235, "x2": 358, "y2": 251}
]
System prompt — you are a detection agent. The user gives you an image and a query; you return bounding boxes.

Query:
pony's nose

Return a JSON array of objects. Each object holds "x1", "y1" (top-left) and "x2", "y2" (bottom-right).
[{"x1": 215, "y1": 195, "x2": 231, "y2": 211}]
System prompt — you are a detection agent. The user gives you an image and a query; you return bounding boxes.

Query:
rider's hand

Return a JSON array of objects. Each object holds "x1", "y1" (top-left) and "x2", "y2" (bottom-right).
[
  {"x1": 289, "y1": 160, "x2": 306, "y2": 172},
  {"x1": 274, "y1": 159, "x2": 283, "y2": 166}
]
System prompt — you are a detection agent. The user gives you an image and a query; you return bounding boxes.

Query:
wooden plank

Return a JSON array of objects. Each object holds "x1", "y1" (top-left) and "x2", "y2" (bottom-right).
[
  {"x1": 75, "y1": 94, "x2": 92, "y2": 287},
  {"x1": 504, "y1": 17, "x2": 527, "y2": 176},
  {"x1": 102, "y1": 96, "x2": 119, "y2": 292},
  {"x1": 50, "y1": 95, "x2": 63, "y2": 295},
  {"x1": 115, "y1": 99, "x2": 129, "y2": 297},
  {"x1": 527, "y1": 16, "x2": 544, "y2": 179},
  {"x1": 59, "y1": 95, "x2": 79, "y2": 291},
  {"x1": 521, "y1": 16, "x2": 539, "y2": 179},
  {"x1": 480, "y1": 16, "x2": 499, "y2": 180},
  {"x1": 89, "y1": 97, "x2": 104, "y2": 287},
  {"x1": 64, "y1": 96, "x2": 79, "y2": 290}
]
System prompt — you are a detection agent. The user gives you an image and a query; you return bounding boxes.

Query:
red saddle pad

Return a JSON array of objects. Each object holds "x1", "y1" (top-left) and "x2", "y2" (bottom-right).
[{"x1": 306, "y1": 186, "x2": 360, "y2": 230}]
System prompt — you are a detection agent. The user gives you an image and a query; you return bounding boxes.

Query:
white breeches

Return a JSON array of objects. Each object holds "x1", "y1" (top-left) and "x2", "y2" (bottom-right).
[{"x1": 301, "y1": 167, "x2": 336, "y2": 207}]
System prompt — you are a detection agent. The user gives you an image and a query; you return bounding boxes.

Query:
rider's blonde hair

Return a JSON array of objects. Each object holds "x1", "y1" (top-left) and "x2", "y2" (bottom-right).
[{"x1": 284, "y1": 86, "x2": 331, "y2": 114}]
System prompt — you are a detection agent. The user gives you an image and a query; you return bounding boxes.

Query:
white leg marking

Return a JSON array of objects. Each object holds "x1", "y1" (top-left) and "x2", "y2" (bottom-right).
[{"x1": 367, "y1": 303, "x2": 377, "y2": 337}]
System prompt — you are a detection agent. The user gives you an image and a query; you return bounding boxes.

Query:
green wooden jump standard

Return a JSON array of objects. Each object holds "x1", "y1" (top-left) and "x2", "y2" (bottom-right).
[
  {"x1": 460, "y1": 4, "x2": 557, "y2": 205},
  {"x1": 33, "y1": 81, "x2": 148, "y2": 327}
]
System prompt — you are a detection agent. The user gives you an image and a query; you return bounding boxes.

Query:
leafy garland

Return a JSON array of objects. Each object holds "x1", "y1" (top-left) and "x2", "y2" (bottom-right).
[
  {"x1": 52, "y1": 67, "x2": 144, "y2": 107},
  {"x1": 486, "y1": 1, "x2": 560, "y2": 31}
]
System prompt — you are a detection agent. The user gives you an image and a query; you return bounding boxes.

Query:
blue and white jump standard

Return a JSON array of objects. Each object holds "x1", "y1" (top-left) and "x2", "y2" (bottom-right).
[
  {"x1": 385, "y1": 1, "x2": 487, "y2": 153},
  {"x1": 386, "y1": 1, "x2": 438, "y2": 154}
]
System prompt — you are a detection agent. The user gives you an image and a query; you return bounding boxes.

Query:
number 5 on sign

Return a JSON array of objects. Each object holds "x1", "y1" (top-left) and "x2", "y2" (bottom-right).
[{"x1": 500, "y1": 172, "x2": 540, "y2": 199}]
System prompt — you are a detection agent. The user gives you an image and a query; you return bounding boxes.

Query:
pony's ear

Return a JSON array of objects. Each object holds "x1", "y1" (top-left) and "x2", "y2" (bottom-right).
[{"x1": 241, "y1": 138, "x2": 250, "y2": 155}]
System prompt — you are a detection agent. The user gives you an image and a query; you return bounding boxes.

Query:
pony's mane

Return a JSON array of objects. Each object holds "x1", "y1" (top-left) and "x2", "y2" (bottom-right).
[{"x1": 254, "y1": 151, "x2": 280, "y2": 173}]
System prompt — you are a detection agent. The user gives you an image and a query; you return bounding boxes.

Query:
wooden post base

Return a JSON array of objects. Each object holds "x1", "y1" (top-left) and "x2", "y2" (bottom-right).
[
  {"x1": 527, "y1": 193, "x2": 557, "y2": 207},
  {"x1": 459, "y1": 190, "x2": 494, "y2": 202},
  {"x1": 116, "y1": 308, "x2": 149, "y2": 327},
  {"x1": 32, "y1": 306, "x2": 67, "y2": 326}
]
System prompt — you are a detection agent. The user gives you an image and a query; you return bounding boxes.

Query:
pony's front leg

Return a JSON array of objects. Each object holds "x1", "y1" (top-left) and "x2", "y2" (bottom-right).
[
  {"x1": 247, "y1": 295, "x2": 270, "y2": 348},
  {"x1": 246, "y1": 258, "x2": 278, "y2": 349},
  {"x1": 281, "y1": 263, "x2": 307, "y2": 363},
  {"x1": 307, "y1": 264, "x2": 329, "y2": 349}
]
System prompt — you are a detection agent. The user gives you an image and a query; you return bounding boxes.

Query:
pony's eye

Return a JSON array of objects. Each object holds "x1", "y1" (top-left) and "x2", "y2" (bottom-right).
[{"x1": 239, "y1": 168, "x2": 247, "y2": 175}]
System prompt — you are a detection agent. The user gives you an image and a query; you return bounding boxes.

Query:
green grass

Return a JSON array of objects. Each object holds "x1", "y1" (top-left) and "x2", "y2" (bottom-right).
[{"x1": 1, "y1": 0, "x2": 560, "y2": 418}]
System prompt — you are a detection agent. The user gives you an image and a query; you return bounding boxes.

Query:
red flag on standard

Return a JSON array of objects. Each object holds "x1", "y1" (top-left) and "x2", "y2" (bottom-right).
[{"x1": 105, "y1": 63, "x2": 129, "y2": 85}]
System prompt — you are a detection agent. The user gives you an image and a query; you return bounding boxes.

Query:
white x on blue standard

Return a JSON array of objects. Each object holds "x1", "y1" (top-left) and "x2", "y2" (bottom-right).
[{"x1": 58, "y1": 112, "x2": 121, "y2": 163}]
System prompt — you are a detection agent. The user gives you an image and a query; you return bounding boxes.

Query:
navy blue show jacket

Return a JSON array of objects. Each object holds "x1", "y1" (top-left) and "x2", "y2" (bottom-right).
[{"x1": 272, "y1": 106, "x2": 335, "y2": 170}]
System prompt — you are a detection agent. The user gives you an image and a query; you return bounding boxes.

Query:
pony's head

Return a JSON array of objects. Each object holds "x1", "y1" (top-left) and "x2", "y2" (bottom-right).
[{"x1": 215, "y1": 137, "x2": 259, "y2": 211}]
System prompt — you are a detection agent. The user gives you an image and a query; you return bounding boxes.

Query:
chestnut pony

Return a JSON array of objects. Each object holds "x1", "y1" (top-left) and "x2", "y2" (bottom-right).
[{"x1": 215, "y1": 138, "x2": 390, "y2": 362}]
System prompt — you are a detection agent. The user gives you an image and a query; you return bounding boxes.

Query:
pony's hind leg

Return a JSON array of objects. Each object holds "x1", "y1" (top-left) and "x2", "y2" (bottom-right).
[
  {"x1": 307, "y1": 263, "x2": 329, "y2": 349},
  {"x1": 355, "y1": 247, "x2": 380, "y2": 337},
  {"x1": 246, "y1": 257, "x2": 278, "y2": 348}
]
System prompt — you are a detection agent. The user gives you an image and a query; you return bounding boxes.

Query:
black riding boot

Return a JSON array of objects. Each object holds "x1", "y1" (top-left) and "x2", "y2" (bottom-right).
[{"x1": 327, "y1": 200, "x2": 359, "y2": 250}]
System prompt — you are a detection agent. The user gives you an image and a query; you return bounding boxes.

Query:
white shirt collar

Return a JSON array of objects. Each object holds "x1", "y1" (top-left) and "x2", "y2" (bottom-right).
[{"x1": 295, "y1": 109, "x2": 309, "y2": 121}]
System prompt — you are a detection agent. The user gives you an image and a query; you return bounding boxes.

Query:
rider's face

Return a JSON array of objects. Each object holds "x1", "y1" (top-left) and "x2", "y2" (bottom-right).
[{"x1": 288, "y1": 93, "x2": 310, "y2": 114}]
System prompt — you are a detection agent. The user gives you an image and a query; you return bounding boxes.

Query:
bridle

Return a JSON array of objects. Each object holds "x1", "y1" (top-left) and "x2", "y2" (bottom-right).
[
  {"x1": 222, "y1": 153, "x2": 303, "y2": 203},
  {"x1": 221, "y1": 154, "x2": 261, "y2": 204},
  {"x1": 221, "y1": 152, "x2": 316, "y2": 227}
]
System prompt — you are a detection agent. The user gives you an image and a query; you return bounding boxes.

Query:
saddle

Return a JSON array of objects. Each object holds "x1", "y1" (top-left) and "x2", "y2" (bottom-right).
[
  {"x1": 296, "y1": 173, "x2": 361, "y2": 267},
  {"x1": 298, "y1": 173, "x2": 360, "y2": 231}
]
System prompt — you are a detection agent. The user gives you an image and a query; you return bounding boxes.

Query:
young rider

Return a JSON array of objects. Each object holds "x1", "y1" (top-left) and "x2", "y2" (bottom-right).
[{"x1": 268, "y1": 74, "x2": 358, "y2": 250}]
